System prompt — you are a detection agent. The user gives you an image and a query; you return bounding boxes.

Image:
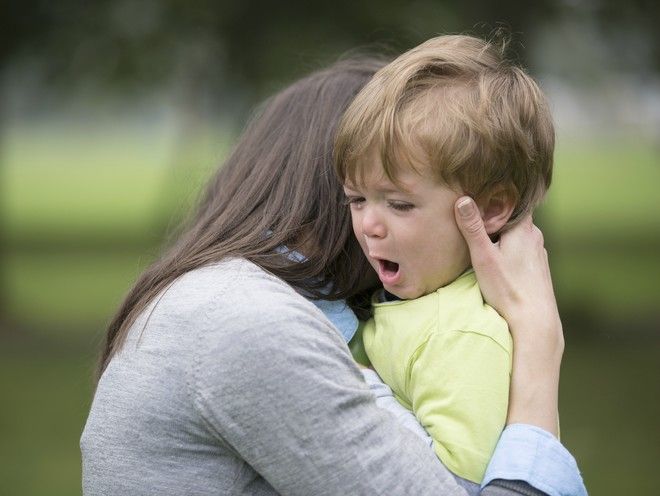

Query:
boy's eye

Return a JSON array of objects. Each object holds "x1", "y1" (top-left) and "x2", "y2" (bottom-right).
[{"x1": 388, "y1": 201, "x2": 414, "y2": 212}]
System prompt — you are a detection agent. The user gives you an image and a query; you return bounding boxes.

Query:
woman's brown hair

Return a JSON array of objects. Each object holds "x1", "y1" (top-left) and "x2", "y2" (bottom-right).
[{"x1": 99, "y1": 57, "x2": 385, "y2": 376}]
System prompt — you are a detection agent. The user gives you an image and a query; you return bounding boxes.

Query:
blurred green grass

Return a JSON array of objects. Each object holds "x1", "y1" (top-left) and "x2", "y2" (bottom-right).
[
  {"x1": 0, "y1": 344, "x2": 96, "y2": 496},
  {"x1": 1, "y1": 128, "x2": 658, "y2": 495},
  {"x1": 546, "y1": 141, "x2": 660, "y2": 333},
  {"x1": 559, "y1": 338, "x2": 660, "y2": 495},
  {"x1": 3, "y1": 251, "x2": 146, "y2": 339},
  {"x1": 2, "y1": 123, "x2": 219, "y2": 240},
  {"x1": 548, "y1": 141, "x2": 660, "y2": 235},
  {"x1": 1, "y1": 123, "x2": 222, "y2": 337}
]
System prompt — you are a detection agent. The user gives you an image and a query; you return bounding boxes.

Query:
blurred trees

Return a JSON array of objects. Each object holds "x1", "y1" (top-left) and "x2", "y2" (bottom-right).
[
  {"x1": 0, "y1": 0, "x2": 609, "y2": 96},
  {"x1": 3, "y1": 0, "x2": 658, "y2": 134}
]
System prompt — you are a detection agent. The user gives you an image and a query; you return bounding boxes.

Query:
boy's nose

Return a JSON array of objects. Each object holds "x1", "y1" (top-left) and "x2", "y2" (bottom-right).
[{"x1": 361, "y1": 208, "x2": 386, "y2": 239}]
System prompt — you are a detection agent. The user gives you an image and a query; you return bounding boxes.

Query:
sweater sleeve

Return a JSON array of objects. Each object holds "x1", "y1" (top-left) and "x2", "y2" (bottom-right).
[
  {"x1": 408, "y1": 329, "x2": 511, "y2": 484},
  {"x1": 190, "y1": 282, "x2": 473, "y2": 496}
]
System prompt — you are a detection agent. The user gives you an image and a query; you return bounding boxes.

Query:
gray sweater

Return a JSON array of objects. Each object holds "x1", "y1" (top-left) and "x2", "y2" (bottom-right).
[{"x1": 81, "y1": 259, "x2": 545, "y2": 495}]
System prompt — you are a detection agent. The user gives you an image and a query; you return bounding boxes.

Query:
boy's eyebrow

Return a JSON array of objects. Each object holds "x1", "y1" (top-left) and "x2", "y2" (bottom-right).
[
  {"x1": 373, "y1": 175, "x2": 416, "y2": 194},
  {"x1": 378, "y1": 185, "x2": 411, "y2": 194},
  {"x1": 344, "y1": 180, "x2": 415, "y2": 195}
]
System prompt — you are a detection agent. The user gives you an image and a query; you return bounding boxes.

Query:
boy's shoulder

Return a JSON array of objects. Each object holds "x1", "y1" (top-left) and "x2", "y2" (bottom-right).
[
  {"x1": 435, "y1": 270, "x2": 511, "y2": 351},
  {"x1": 370, "y1": 270, "x2": 511, "y2": 353}
]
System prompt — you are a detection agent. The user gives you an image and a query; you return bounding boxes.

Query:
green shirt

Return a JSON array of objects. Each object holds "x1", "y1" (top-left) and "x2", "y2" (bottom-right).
[{"x1": 357, "y1": 269, "x2": 512, "y2": 483}]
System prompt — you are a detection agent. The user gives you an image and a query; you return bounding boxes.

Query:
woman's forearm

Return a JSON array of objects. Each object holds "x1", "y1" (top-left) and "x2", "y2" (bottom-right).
[{"x1": 506, "y1": 312, "x2": 563, "y2": 435}]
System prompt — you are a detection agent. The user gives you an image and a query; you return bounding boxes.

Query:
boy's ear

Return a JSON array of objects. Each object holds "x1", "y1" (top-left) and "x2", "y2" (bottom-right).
[{"x1": 476, "y1": 184, "x2": 517, "y2": 235}]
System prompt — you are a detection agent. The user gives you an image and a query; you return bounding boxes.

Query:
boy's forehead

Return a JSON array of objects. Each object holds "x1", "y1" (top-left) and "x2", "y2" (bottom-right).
[{"x1": 344, "y1": 158, "x2": 427, "y2": 192}]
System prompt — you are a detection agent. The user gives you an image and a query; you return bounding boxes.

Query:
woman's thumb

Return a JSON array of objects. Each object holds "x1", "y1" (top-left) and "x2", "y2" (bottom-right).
[{"x1": 454, "y1": 197, "x2": 493, "y2": 262}]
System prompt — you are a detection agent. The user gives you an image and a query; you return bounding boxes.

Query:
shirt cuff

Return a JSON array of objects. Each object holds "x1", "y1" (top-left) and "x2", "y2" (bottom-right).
[{"x1": 482, "y1": 424, "x2": 587, "y2": 496}]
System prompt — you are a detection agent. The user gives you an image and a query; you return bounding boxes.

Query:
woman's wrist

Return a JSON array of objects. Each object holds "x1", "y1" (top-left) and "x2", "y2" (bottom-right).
[
  {"x1": 507, "y1": 367, "x2": 560, "y2": 436},
  {"x1": 506, "y1": 320, "x2": 563, "y2": 436}
]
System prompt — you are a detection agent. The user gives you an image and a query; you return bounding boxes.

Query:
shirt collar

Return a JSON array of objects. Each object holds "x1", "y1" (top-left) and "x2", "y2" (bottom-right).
[
  {"x1": 309, "y1": 298, "x2": 359, "y2": 343},
  {"x1": 274, "y1": 244, "x2": 359, "y2": 343}
]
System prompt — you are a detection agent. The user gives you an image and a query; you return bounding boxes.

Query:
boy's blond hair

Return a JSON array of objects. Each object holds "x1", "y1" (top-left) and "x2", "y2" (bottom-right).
[{"x1": 335, "y1": 35, "x2": 555, "y2": 227}]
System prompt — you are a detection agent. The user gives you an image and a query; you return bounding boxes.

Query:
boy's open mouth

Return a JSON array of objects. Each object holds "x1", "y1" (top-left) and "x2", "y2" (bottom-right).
[{"x1": 376, "y1": 258, "x2": 400, "y2": 284}]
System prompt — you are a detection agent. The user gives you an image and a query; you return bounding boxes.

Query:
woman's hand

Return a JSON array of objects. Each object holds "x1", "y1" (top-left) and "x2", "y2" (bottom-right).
[{"x1": 454, "y1": 196, "x2": 563, "y2": 436}]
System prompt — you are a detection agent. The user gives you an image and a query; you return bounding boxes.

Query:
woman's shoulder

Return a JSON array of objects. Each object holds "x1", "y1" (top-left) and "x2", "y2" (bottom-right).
[
  {"x1": 172, "y1": 257, "x2": 278, "y2": 292},
  {"x1": 166, "y1": 260, "x2": 351, "y2": 394},
  {"x1": 150, "y1": 258, "x2": 338, "y2": 342},
  {"x1": 122, "y1": 257, "x2": 346, "y2": 381},
  {"x1": 160, "y1": 258, "x2": 294, "y2": 311}
]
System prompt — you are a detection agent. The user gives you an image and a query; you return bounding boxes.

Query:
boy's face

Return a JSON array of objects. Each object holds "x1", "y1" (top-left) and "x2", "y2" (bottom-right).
[{"x1": 344, "y1": 163, "x2": 470, "y2": 300}]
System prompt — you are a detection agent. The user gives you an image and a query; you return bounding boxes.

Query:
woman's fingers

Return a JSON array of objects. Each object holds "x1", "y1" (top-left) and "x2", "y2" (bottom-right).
[{"x1": 454, "y1": 199, "x2": 562, "y2": 341}]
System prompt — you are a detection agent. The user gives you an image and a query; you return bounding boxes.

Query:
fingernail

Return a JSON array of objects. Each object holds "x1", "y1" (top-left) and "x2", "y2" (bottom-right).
[{"x1": 457, "y1": 198, "x2": 474, "y2": 218}]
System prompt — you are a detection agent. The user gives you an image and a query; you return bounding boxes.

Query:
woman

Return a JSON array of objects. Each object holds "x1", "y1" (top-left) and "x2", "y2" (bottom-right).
[{"x1": 81, "y1": 58, "x2": 584, "y2": 495}]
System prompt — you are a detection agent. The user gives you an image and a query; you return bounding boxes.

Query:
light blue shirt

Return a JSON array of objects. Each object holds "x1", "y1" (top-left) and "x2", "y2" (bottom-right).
[
  {"x1": 483, "y1": 424, "x2": 587, "y2": 495},
  {"x1": 273, "y1": 244, "x2": 359, "y2": 342},
  {"x1": 310, "y1": 298, "x2": 359, "y2": 342}
]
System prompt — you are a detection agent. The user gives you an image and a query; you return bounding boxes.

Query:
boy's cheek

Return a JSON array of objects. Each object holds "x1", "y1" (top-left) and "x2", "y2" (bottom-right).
[
  {"x1": 355, "y1": 236, "x2": 370, "y2": 260},
  {"x1": 350, "y1": 214, "x2": 363, "y2": 239}
]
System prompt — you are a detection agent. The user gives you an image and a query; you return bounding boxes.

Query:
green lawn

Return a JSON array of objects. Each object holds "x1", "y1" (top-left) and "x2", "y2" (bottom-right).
[
  {"x1": 3, "y1": 251, "x2": 147, "y2": 340},
  {"x1": 547, "y1": 141, "x2": 660, "y2": 236},
  {"x1": 2, "y1": 121, "x2": 231, "y2": 241},
  {"x1": 0, "y1": 343, "x2": 96, "y2": 496},
  {"x1": 544, "y1": 140, "x2": 660, "y2": 328},
  {"x1": 559, "y1": 338, "x2": 660, "y2": 495}
]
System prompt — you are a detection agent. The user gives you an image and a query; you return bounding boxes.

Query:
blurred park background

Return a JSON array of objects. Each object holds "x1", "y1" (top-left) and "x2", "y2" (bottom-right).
[{"x1": 1, "y1": 1, "x2": 659, "y2": 494}]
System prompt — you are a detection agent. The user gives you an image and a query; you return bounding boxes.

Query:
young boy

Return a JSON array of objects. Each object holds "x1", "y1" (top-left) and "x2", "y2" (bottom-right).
[{"x1": 335, "y1": 35, "x2": 555, "y2": 485}]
